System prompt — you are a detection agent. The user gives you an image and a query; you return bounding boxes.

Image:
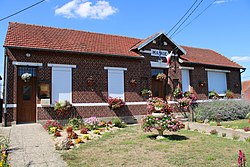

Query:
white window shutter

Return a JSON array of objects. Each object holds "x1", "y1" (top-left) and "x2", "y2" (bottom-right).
[
  {"x1": 108, "y1": 69, "x2": 125, "y2": 100},
  {"x1": 208, "y1": 71, "x2": 227, "y2": 94},
  {"x1": 182, "y1": 69, "x2": 190, "y2": 93},
  {"x1": 52, "y1": 67, "x2": 72, "y2": 103}
]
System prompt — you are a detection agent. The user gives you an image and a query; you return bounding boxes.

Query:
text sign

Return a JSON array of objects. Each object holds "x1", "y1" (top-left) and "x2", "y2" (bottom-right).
[{"x1": 151, "y1": 49, "x2": 169, "y2": 57}]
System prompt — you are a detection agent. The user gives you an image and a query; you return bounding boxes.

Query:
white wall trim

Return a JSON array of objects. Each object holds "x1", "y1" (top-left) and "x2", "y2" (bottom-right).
[
  {"x1": 179, "y1": 66, "x2": 194, "y2": 70},
  {"x1": 150, "y1": 61, "x2": 169, "y2": 68},
  {"x1": 48, "y1": 63, "x2": 76, "y2": 68},
  {"x1": 73, "y1": 103, "x2": 109, "y2": 107},
  {"x1": 3, "y1": 104, "x2": 17, "y2": 108},
  {"x1": 126, "y1": 102, "x2": 147, "y2": 105},
  {"x1": 205, "y1": 68, "x2": 230, "y2": 73},
  {"x1": 12, "y1": 61, "x2": 43, "y2": 67},
  {"x1": 104, "y1": 67, "x2": 127, "y2": 71}
]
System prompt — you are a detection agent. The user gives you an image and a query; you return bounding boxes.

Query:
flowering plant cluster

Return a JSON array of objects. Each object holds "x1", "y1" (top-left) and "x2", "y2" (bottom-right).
[
  {"x1": 156, "y1": 73, "x2": 167, "y2": 81},
  {"x1": 54, "y1": 100, "x2": 72, "y2": 115},
  {"x1": 43, "y1": 120, "x2": 63, "y2": 134},
  {"x1": 184, "y1": 91, "x2": 197, "y2": 101},
  {"x1": 141, "y1": 89, "x2": 152, "y2": 96},
  {"x1": 225, "y1": 90, "x2": 235, "y2": 99},
  {"x1": 147, "y1": 97, "x2": 167, "y2": 113},
  {"x1": 84, "y1": 117, "x2": 100, "y2": 130},
  {"x1": 142, "y1": 114, "x2": 183, "y2": 132},
  {"x1": 177, "y1": 97, "x2": 192, "y2": 109},
  {"x1": 21, "y1": 72, "x2": 32, "y2": 82},
  {"x1": 0, "y1": 137, "x2": 10, "y2": 167},
  {"x1": 173, "y1": 88, "x2": 182, "y2": 99},
  {"x1": 108, "y1": 97, "x2": 125, "y2": 110}
]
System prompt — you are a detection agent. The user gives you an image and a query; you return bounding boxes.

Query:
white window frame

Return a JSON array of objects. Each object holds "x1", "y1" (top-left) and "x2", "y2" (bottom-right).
[
  {"x1": 207, "y1": 71, "x2": 228, "y2": 96},
  {"x1": 181, "y1": 69, "x2": 191, "y2": 93},
  {"x1": 49, "y1": 64, "x2": 76, "y2": 104},
  {"x1": 104, "y1": 67, "x2": 127, "y2": 100}
]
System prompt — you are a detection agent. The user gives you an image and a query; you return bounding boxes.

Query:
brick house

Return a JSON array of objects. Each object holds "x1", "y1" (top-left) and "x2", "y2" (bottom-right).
[{"x1": 3, "y1": 22, "x2": 244, "y2": 125}]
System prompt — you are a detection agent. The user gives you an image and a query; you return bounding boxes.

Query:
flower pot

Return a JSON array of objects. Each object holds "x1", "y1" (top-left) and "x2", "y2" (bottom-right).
[
  {"x1": 152, "y1": 113, "x2": 165, "y2": 118},
  {"x1": 154, "y1": 106, "x2": 163, "y2": 111}
]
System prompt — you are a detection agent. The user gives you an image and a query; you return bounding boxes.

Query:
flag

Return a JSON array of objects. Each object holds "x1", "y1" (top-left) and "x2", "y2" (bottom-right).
[{"x1": 166, "y1": 51, "x2": 173, "y2": 65}]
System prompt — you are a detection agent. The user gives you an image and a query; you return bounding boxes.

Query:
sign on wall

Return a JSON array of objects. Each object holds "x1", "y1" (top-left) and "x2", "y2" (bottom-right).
[{"x1": 151, "y1": 49, "x2": 169, "y2": 57}]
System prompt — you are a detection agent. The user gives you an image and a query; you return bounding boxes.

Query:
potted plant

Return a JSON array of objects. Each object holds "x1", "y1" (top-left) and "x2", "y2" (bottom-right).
[
  {"x1": 173, "y1": 87, "x2": 182, "y2": 99},
  {"x1": 54, "y1": 100, "x2": 72, "y2": 115},
  {"x1": 225, "y1": 90, "x2": 235, "y2": 99},
  {"x1": 156, "y1": 73, "x2": 167, "y2": 81},
  {"x1": 147, "y1": 97, "x2": 167, "y2": 117},
  {"x1": 87, "y1": 76, "x2": 95, "y2": 86},
  {"x1": 108, "y1": 97, "x2": 125, "y2": 110},
  {"x1": 21, "y1": 72, "x2": 32, "y2": 82},
  {"x1": 129, "y1": 79, "x2": 137, "y2": 87},
  {"x1": 209, "y1": 90, "x2": 219, "y2": 99},
  {"x1": 141, "y1": 89, "x2": 152, "y2": 100}
]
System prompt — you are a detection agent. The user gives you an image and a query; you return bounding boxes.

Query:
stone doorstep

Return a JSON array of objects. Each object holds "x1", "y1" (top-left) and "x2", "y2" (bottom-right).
[{"x1": 187, "y1": 122, "x2": 250, "y2": 141}]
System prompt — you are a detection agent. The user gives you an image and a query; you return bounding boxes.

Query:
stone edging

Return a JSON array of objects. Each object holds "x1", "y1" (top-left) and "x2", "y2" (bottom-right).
[{"x1": 187, "y1": 122, "x2": 250, "y2": 141}]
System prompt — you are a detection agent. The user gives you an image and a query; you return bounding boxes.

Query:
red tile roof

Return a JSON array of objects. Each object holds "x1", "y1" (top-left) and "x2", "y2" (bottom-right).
[
  {"x1": 181, "y1": 46, "x2": 243, "y2": 68},
  {"x1": 242, "y1": 80, "x2": 250, "y2": 93},
  {"x1": 4, "y1": 22, "x2": 243, "y2": 68}
]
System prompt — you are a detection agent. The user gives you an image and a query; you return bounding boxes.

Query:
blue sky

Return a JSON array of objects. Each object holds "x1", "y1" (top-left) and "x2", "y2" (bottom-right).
[{"x1": 0, "y1": 0, "x2": 250, "y2": 81}]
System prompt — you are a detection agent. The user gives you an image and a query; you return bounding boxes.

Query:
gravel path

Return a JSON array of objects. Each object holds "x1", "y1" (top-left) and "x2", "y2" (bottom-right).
[{"x1": 8, "y1": 123, "x2": 67, "y2": 167}]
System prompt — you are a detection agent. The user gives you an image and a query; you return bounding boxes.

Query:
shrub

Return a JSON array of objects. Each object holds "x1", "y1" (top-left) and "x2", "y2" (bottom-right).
[
  {"x1": 233, "y1": 134, "x2": 240, "y2": 140},
  {"x1": 194, "y1": 100, "x2": 250, "y2": 122},
  {"x1": 243, "y1": 127, "x2": 250, "y2": 132},
  {"x1": 43, "y1": 120, "x2": 63, "y2": 132},
  {"x1": 111, "y1": 118, "x2": 126, "y2": 128},
  {"x1": 80, "y1": 128, "x2": 88, "y2": 134},
  {"x1": 225, "y1": 90, "x2": 235, "y2": 99},
  {"x1": 173, "y1": 88, "x2": 182, "y2": 99},
  {"x1": 209, "y1": 90, "x2": 219, "y2": 99},
  {"x1": 210, "y1": 129, "x2": 218, "y2": 135},
  {"x1": 245, "y1": 137, "x2": 250, "y2": 143},
  {"x1": 108, "y1": 97, "x2": 125, "y2": 110},
  {"x1": 142, "y1": 114, "x2": 183, "y2": 132},
  {"x1": 68, "y1": 118, "x2": 83, "y2": 130},
  {"x1": 222, "y1": 133, "x2": 227, "y2": 137},
  {"x1": 85, "y1": 117, "x2": 100, "y2": 130}
]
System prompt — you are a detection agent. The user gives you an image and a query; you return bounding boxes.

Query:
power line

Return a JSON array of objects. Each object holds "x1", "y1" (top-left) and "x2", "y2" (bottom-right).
[
  {"x1": 0, "y1": 0, "x2": 46, "y2": 22},
  {"x1": 172, "y1": 0, "x2": 217, "y2": 38},
  {"x1": 167, "y1": 0, "x2": 199, "y2": 35},
  {"x1": 170, "y1": 0, "x2": 204, "y2": 38}
]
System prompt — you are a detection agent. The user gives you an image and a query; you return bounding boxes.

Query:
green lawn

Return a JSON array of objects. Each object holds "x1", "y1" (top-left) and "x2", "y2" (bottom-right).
[
  {"x1": 210, "y1": 119, "x2": 250, "y2": 129},
  {"x1": 61, "y1": 125, "x2": 250, "y2": 167}
]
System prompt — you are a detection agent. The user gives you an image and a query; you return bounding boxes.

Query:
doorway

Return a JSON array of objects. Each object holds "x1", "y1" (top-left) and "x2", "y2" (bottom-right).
[
  {"x1": 17, "y1": 67, "x2": 37, "y2": 123},
  {"x1": 151, "y1": 68, "x2": 167, "y2": 98}
]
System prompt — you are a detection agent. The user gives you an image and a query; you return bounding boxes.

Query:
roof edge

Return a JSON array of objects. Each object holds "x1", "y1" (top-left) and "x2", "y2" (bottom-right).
[
  {"x1": 4, "y1": 46, "x2": 145, "y2": 59},
  {"x1": 182, "y1": 61, "x2": 245, "y2": 69}
]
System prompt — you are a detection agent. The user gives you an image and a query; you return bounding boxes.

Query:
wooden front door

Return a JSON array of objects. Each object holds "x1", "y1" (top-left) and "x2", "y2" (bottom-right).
[
  {"x1": 152, "y1": 77, "x2": 164, "y2": 98},
  {"x1": 151, "y1": 68, "x2": 166, "y2": 98},
  {"x1": 17, "y1": 67, "x2": 37, "y2": 123}
]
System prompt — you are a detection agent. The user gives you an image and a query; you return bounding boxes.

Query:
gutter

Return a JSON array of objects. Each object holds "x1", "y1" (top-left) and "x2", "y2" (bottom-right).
[
  {"x1": 4, "y1": 46, "x2": 145, "y2": 59},
  {"x1": 182, "y1": 61, "x2": 244, "y2": 69},
  {"x1": 3, "y1": 49, "x2": 8, "y2": 127}
]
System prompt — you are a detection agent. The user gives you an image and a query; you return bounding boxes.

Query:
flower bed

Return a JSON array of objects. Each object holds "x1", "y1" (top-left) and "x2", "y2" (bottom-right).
[{"x1": 44, "y1": 117, "x2": 126, "y2": 150}]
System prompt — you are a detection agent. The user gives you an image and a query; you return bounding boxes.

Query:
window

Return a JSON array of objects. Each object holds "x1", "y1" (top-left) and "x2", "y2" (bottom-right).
[
  {"x1": 207, "y1": 71, "x2": 227, "y2": 95},
  {"x1": 182, "y1": 69, "x2": 190, "y2": 93},
  {"x1": 151, "y1": 69, "x2": 164, "y2": 77},
  {"x1": 18, "y1": 67, "x2": 37, "y2": 76},
  {"x1": 105, "y1": 67, "x2": 126, "y2": 100},
  {"x1": 52, "y1": 67, "x2": 72, "y2": 103}
]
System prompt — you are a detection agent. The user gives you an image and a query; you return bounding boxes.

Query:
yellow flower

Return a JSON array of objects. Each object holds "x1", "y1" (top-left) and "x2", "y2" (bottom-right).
[
  {"x1": 94, "y1": 130, "x2": 100, "y2": 135},
  {"x1": 0, "y1": 161, "x2": 3, "y2": 167},
  {"x1": 82, "y1": 134, "x2": 90, "y2": 140},
  {"x1": 49, "y1": 127, "x2": 57, "y2": 133}
]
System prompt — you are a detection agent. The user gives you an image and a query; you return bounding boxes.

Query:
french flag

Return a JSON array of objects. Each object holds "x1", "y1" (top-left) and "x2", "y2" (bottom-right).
[{"x1": 166, "y1": 51, "x2": 173, "y2": 65}]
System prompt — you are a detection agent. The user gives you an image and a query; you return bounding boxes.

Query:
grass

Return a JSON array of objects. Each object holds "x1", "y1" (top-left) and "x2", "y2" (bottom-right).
[
  {"x1": 210, "y1": 119, "x2": 250, "y2": 129},
  {"x1": 61, "y1": 125, "x2": 250, "y2": 167}
]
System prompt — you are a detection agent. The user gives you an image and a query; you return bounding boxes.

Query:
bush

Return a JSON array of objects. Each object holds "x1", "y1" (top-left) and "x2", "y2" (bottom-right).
[
  {"x1": 210, "y1": 129, "x2": 218, "y2": 135},
  {"x1": 194, "y1": 100, "x2": 250, "y2": 122},
  {"x1": 111, "y1": 118, "x2": 126, "y2": 128},
  {"x1": 68, "y1": 118, "x2": 83, "y2": 130}
]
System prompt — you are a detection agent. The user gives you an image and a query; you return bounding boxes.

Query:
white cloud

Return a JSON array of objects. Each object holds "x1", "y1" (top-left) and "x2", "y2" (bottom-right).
[
  {"x1": 231, "y1": 56, "x2": 250, "y2": 62},
  {"x1": 213, "y1": 0, "x2": 233, "y2": 4},
  {"x1": 55, "y1": 0, "x2": 118, "y2": 19}
]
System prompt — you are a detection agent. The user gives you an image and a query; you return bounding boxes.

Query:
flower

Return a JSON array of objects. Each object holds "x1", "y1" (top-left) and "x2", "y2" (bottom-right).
[
  {"x1": 21, "y1": 72, "x2": 32, "y2": 82},
  {"x1": 49, "y1": 127, "x2": 57, "y2": 133},
  {"x1": 108, "y1": 97, "x2": 125, "y2": 110},
  {"x1": 156, "y1": 73, "x2": 166, "y2": 81}
]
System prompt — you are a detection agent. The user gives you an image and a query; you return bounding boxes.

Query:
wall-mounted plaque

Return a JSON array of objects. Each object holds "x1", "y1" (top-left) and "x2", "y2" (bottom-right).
[{"x1": 39, "y1": 83, "x2": 50, "y2": 99}]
